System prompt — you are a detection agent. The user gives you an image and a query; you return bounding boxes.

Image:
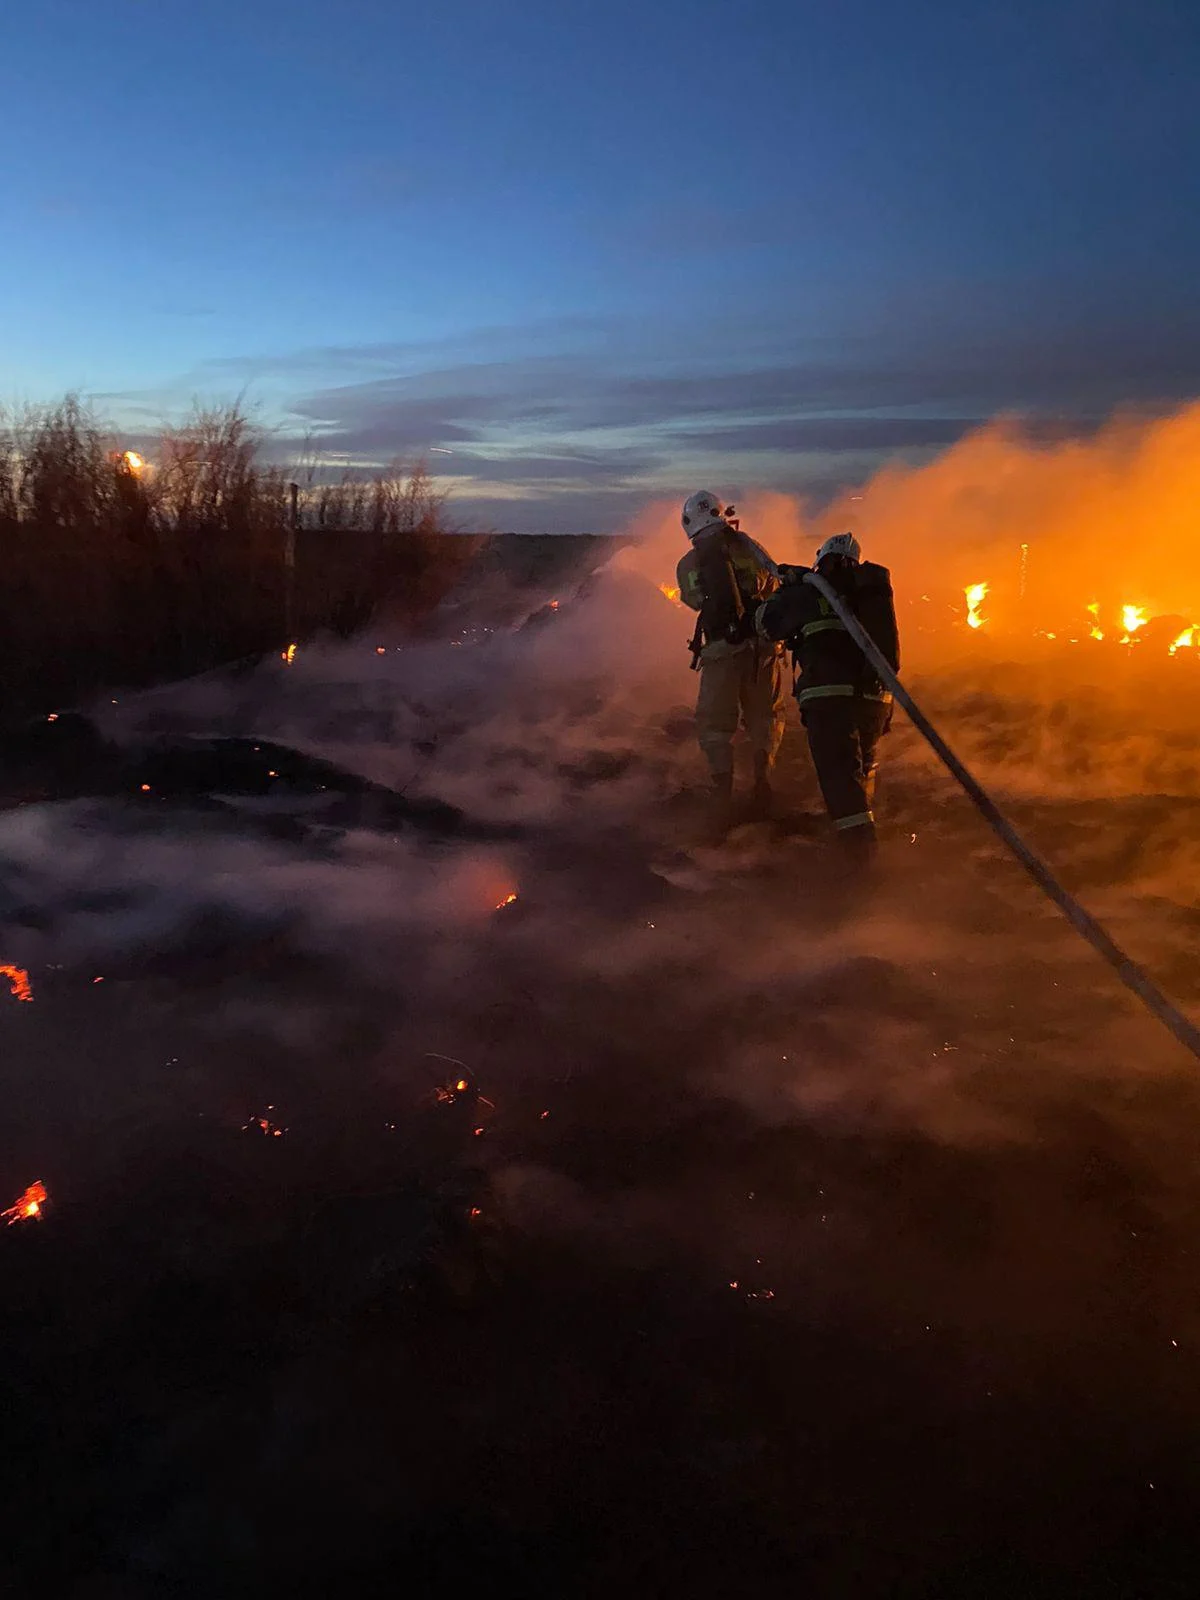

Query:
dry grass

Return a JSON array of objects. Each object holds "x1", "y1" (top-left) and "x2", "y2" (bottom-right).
[{"x1": 0, "y1": 398, "x2": 467, "y2": 717}]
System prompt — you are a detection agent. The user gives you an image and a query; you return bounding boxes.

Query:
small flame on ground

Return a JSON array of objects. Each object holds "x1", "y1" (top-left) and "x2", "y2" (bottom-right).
[
  {"x1": 281, "y1": 642, "x2": 297, "y2": 665},
  {"x1": 0, "y1": 965, "x2": 33, "y2": 1003},
  {"x1": 964, "y1": 582, "x2": 988, "y2": 630},
  {"x1": 659, "y1": 583, "x2": 682, "y2": 605},
  {"x1": 3, "y1": 1180, "x2": 47, "y2": 1225},
  {"x1": 495, "y1": 891, "x2": 518, "y2": 911},
  {"x1": 122, "y1": 450, "x2": 145, "y2": 475},
  {"x1": 1087, "y1": 601, "x2": 1105, "y2": 641},
  {"x1": 549, "y1": 599, "x2": 560, "y2": 610},
  {"x1": 1170, "y1": 627, "x2": 1195, "y2": 656}
]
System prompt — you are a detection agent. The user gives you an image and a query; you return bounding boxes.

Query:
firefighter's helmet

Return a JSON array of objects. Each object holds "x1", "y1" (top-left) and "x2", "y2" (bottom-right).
[
  {"x1": 681, "y1": 490, "x2": 728, "y2": 540},
  {"x1": 815, "y1": 531, "x2": 861, "y2": 565}
]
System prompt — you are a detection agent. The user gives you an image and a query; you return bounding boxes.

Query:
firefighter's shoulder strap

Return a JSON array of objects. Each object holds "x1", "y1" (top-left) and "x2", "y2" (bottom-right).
[
  {"x1": 688, "y1": 528, "x2": 749, "y2": 669},
  {"x1": 688, "y1": 609, "x2": 704, "y2": 670}
]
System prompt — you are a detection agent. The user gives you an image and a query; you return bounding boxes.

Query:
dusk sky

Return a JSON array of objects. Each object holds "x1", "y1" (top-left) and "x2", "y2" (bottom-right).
[{"x1": 5, "y1": 0, "x2": 1198, "y2": 529}]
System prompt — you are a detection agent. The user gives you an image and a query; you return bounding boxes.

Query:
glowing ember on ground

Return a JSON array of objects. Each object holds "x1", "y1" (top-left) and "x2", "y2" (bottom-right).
[
  {"x1": 494, "y1": 891, "x2": 519, "y2": 911},
  {"x1": 964, "y1": 582, "x2": 988, "y2": 629},
  {"x1": 281, "y1": 642, "x2": 297, "y2": 665},
  {"x1": 549, "y1": 599, "x2": 560, "y2": 610},
  {"x1": 659, "y1": 583, "x2": 682, "y2": 605},
  {"x1": 242, "y1": 1114, "x2": 286, "y2": 1137},
  {"x1": 0, "y1": 966, "x2": 33, "y2": 1003},
  {"x1": 434, "y1": 1076, "x2": 475, "y2": 1106},
  {"x1": 3, "y1": 1181, "x2": 48, "y2": 1225}
]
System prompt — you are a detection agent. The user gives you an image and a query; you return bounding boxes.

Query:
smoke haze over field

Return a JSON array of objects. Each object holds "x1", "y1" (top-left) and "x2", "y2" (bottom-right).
[
  {"x1": 619, "y1": 400, "x2": 1200, "y2": 641},
  {"x1": 2, "y1": 440, "x2": 1200, "y2": 1590}
]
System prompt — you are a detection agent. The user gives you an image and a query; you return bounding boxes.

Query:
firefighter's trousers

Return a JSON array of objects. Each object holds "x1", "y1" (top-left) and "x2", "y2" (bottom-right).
[
  {"x1": 803, "y1": 695, "x2": 891, "y2": 835},
  {"x1": 696, "y1": 643, "x2": 787, "y2": 780}
]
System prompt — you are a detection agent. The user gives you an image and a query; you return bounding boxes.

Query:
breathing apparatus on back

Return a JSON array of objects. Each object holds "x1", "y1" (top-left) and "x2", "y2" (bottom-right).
[{"x1": 680, "y1": 490, "x2": 755, "y2": 667}]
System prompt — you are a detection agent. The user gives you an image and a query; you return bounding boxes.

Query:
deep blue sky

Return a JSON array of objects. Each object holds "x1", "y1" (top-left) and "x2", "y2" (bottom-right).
[{"x1": 4, "y1": 0, "x2": 1198, "y2": 528}]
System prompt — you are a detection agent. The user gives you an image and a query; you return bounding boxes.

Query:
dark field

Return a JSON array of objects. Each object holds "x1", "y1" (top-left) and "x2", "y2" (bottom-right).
[{"x1": 2, "y1": 559, "x2": 1199, "y2": 1598}]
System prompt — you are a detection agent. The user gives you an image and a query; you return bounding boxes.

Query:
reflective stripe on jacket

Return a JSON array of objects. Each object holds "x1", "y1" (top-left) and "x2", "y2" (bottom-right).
[{"x1": 756, "y1": 560, "x2": 899, "y2": 704}]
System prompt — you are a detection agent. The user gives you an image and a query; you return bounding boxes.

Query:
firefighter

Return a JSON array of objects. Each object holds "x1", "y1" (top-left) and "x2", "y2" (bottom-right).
[
  {"x1": 756, "y1": 532, "x2": 899, "y2": 860},
  {"x1": 675, "y1": 490, "x2": 787, "y2": 838}
]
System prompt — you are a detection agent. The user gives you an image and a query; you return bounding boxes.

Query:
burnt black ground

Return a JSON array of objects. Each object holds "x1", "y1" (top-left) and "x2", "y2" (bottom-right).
[{"x1": 2, "y1": 641, "x2": 1200, "y2": 1598}]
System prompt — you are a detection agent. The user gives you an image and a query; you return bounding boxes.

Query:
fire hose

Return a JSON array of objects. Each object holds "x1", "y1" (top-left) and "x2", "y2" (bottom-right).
[{"x1": 802, "y1": 570, "x2": 1200, "y2": 1065}]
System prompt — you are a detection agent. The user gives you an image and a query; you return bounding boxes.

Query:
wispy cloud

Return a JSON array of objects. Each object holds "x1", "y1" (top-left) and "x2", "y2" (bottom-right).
[{"x1": 88, "y1": 296, "x2": 1200, "y2": 531}]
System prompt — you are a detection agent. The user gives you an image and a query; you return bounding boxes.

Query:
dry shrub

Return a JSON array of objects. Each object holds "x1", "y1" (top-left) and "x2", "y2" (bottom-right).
[{"x1": 0, "y1": 398, "x2": 461, "y2": 717}]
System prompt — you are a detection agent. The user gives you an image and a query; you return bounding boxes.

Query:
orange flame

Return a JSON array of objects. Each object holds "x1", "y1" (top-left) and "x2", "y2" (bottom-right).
[
  {"x1": 1086, "y1": 601, "x2": 1104, "y2": 641},
  {"x1": 281, "y1": 642, "x2": 297, "y2": 665},
  {"x1": 964, "y1": 582, "x2": 988, "y2": 630},
  {"x1": 1170, "y1": 627, "x2": 1195, "y2": 656},
  {"x1": 0, "y1": 965, "x2": 33, "y2": 1003},
  {"x1": 1120, "y1": 603, "x2": 1148, "y2": 641},
  {"x1": 122, "y1": 450, "x2": 145, "y2": 475},
  {"x1": 659, "y1": 582, "x2": 682, "y2": 605},
  {"x1": 3, "y1": 1180, "x2": 47, "y2": 1225},
  {"x1": 494, "y1": 891, "x2": 518, "y2": 911}
]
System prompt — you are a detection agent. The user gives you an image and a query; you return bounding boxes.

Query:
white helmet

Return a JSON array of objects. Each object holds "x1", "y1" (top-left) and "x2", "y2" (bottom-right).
[
  {"x1": 815, "y1": 531, "x2": 861, "y2": 565},
  {"x1": 681, "y1": 490, "x2": 727, "y2": 541}
]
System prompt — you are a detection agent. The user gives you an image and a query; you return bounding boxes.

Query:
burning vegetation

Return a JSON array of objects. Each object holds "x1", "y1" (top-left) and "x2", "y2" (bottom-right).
[
  {"x1": 0, "y1": 965, "x2": 33, "y2": 1003},
  {"x1": 3, "y1": 1180, "x2": 48, "y2": 1226},
  {"x1": 954, "y1": 579, "x2": 1198, "y2": 655}
]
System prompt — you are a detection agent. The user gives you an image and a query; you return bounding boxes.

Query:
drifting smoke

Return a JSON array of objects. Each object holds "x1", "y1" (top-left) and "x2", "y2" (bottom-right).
[
  {"x1": 1, "y1": 451, "x2": 1195, "y2": 1159},
  {"x1": 5, "y1": 418, "x2": 1200, "y2": 1592},
  {"x1": 820, "y1": 402, "x2": 1200, "y2": 639}
]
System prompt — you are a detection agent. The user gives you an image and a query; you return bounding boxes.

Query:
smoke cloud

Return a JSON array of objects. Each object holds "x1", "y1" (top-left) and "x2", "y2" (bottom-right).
[{"x1": 5, "y1": 414, "x2": 1200, "y2": 1588}]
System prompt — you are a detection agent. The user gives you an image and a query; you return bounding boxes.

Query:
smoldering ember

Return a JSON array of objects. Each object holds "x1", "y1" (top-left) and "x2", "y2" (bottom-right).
[{"x1": 0, "y1": 394, "x2": 1199, "y2": 1595}]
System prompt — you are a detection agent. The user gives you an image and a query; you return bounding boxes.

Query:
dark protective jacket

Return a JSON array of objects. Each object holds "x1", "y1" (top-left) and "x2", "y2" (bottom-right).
[
  {"x1": 676, "y1": 524, "x2": 781, "y2": 664},
  {"x1": 756, "y1": 560, "x2": 899, "y2": 707}
]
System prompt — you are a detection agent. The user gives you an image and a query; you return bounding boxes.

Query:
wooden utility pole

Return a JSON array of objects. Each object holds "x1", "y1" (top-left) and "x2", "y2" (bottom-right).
[{"x1": 285, "y1": 482, "x2": 299, "y2": 646}]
